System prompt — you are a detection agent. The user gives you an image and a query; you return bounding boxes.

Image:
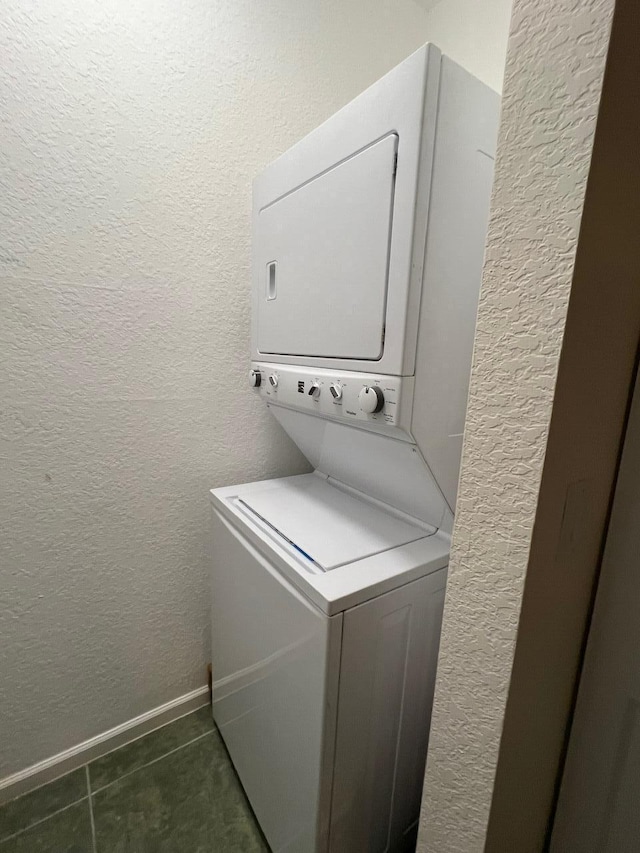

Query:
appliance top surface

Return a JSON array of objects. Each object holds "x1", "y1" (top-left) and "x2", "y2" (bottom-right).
[
  {"x1": 230, "y1": 473, "x2": 428, "y2": 571},
  {"x1": 210, "y1": 474, "x2": 450, "y2": 615}
]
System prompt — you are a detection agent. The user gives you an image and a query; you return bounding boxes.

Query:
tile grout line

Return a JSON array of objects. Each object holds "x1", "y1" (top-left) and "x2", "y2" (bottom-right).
[
  {"x1": 0, "y1": 715, "x2": 217, "y2": 848},
  {"x1": 90, "y1": 729, "x2": 215, "y2": 795},
  {"x1": 0, "y1": 794, "x2": 89, "y2": 846},
  {"x1": 85, "y1": 766, "x2": 97, "y2": 853}
]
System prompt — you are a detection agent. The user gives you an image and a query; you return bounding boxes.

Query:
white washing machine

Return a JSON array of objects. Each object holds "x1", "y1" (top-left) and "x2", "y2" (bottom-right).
[
  {"x1": 210, "y1": 474, "x2": 448, "y2": 853},
  {"x1": 210, "y1": 44, "x2": 500, "y2": 853}
]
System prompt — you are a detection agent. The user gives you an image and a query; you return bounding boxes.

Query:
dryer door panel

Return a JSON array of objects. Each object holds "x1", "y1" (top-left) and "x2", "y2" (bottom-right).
[{"x1": 256, "y1": 134, "x2": 398, "y2": 361}]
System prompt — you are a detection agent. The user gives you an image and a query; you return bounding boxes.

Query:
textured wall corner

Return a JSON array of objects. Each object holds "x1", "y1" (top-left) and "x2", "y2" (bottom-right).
[
  {"x1": 0, "y1": 0, "x2": 435, "y2": 779},
  {"x1": 418, "y1": 0, "x2": 616, "y2": 850}
]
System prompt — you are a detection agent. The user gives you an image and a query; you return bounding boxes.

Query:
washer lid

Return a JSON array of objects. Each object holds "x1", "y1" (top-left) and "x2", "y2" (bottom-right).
[{"x1": 235, "y1": 475, "x2": 430, "y2": 571}]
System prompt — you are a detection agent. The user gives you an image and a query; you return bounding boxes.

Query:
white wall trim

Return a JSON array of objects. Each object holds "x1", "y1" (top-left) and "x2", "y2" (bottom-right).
[{"x1": 0, "y1": 686, "x2": 210, "y2": 806}]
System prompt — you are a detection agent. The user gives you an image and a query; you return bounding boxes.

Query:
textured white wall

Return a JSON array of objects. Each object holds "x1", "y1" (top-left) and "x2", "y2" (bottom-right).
[
  {"x1": 421, "y1": 0, "x2": 514, "y2": 92},
  {"x1": 0, "y1": 0, "x2": 437, "y2": 779},
  {"x1": 418, "y1": 0, "x2": 616, "y2": 850}
]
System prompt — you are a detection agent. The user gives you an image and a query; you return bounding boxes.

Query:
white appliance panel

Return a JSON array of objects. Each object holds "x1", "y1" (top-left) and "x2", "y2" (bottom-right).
[
  {"x1": 256, "y1": 134, "x2": 397, "y2": 361},
  {"x1": 253, "y1": 361, "x2": 414, "y2": 438},
  {"x1": 269, "y1": 407, "x2": 453, "y2": 531},
  {"x1": 210, "y1": 509, "x2": 341, "y2": 853},
  {"x1": 411, "y1": 56, "x2": 500, "y2": 509},
  {"x1": 238, "y1": 474, "x2": 429, "y2": 571},
  {"x1": 330, "y1": 572, "x2": 446, "y2": 852}
]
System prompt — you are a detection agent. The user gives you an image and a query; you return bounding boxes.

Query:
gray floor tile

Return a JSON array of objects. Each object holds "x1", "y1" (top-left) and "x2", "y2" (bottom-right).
[
  {"x1": 89, "y1": 705, "x2": 214, "y2": 791},
  {"x1": 0, "y1": 800, "x2": 93, "y2": 853},
  {"x1": 0, "y1": 769, "x2": 87, "y2": 842},
  {"x1": 92, "y1": 730, "x2": 269, "y2": 853}
]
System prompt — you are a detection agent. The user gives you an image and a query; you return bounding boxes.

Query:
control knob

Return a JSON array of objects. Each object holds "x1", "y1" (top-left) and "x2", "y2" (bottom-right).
[
  {"x1": 249, "y1": 369, "x2": 261, "y2": 388},
  {"x1": 358, "y1": 385, "x2": 384, "y2": 414},
  {"x1": 329, "y1": 383, "x2": 343, "y2": 402},
  {"x1": 268, "y1": 374, "x2": 278, "y2": 390},
  {"x1": 308, "y1": 382, "x2": 321, "y2": 400}
]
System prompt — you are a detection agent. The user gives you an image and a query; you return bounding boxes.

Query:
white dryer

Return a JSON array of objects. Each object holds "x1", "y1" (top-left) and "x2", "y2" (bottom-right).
[{"x1": 210, "y1": 43, "x2": 499, "y2": 853}]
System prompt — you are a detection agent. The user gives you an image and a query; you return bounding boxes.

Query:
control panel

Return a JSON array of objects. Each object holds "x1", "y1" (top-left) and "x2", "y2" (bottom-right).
[{"x1": 250, "y1": 362, "x2": 414, "y2": 439}]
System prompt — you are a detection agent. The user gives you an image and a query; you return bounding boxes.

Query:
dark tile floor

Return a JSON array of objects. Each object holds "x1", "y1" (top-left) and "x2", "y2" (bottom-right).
[{"x1": 0, "y1": 706, "x2": 269, "y2": 852}]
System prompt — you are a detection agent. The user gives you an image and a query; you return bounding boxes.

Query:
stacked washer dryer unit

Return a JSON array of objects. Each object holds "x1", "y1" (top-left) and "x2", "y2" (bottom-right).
[{"x1": 210, "y1": 44, "x2": 499, "y2": 853}]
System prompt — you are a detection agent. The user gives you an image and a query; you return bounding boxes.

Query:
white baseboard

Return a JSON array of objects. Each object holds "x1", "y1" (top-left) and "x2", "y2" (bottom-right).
[{"x1": 0, "y1": 686, "x2": 210, "y2": 806}]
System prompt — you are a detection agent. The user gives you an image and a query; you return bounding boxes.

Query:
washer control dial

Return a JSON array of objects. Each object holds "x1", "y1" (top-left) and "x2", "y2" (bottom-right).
[
  {"x1": 329, "y1": 383, "x2": 343, "y2": 402},
  {"x1": 308, "y1": 382, "x2": 321, "y2": 400},
  {"x1": 268, "y1": 374, "x2": 278, "y2": 389},
  {"x1": 249, "y1": 369, "x2": 261, "y2": 388},
  {"x1": 358, "y1": 385, "x2": 384, "y2": 414}
]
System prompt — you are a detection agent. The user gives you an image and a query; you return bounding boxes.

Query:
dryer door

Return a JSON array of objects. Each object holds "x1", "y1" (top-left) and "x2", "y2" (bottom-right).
[{"x1": 255, "y1": 134, "x2": 397, "y2": 361}]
